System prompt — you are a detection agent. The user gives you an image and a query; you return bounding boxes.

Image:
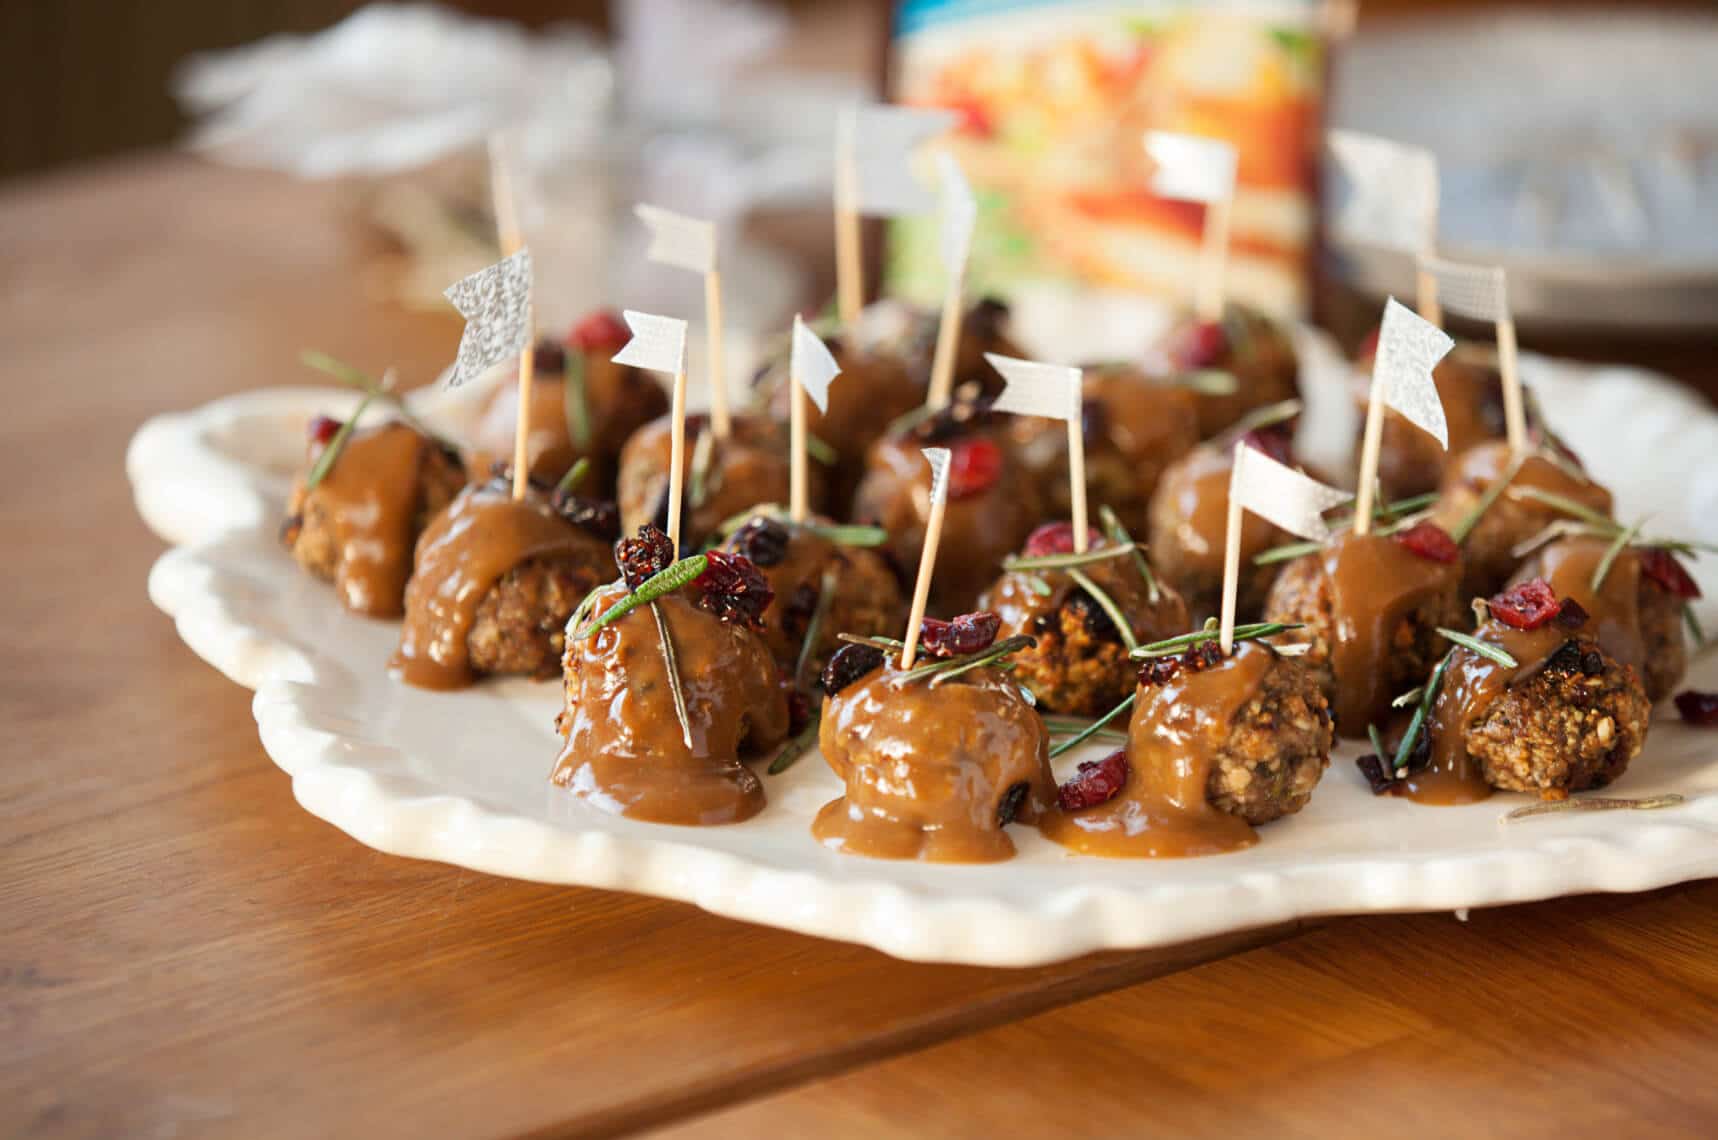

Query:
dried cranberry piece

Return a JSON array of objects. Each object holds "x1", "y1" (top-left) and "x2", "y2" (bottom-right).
[
  {"x1": 1057, "y1": 749, "x2": 1130, "y2": 811},
  {"x1": 1138, "y1": 655, "x2": 1182, "y2": 687},
  {"x1": 1488, "y1": 578, "x2": 1562, "y2": 631},
  {"x1": 532, "y1": 337, "x2": 567, "y2": 374},
  {"x1": 307, "y1": 415, "x2": 341, "y2": 446},
  {"x1": 568, "y1": 309, "x2": 631, "y2": 353},
  {"x1": 1240, "y1": 425, "x2": 1293, "y2": 466},
  {"x1": 996, "y1": 781, "x2": 1029, "y2": 826},
  {"x1": 1553, "y1": 597, "x2": 1591, "y2": 630},
  {"x1": 553, "y1": 493, "x2": 619, "y2": 541},
  {"x1": 1022, "y1": 521, "x2": 1101, "y2": 557},
  {"x1": 694, "y1": 550, "x2": 774, "y2": 626},
  {"x1": 733, "y1": 516, "x2": 791, "y2": 567},
  {"x1": 1639, "y1": 547, "x2": 1702, "y2": 600},
  {"x1": 947, "y1": 437, "x2": 1004, "y2": 500},
  {"x1": 1355, "y1": 753, "x2": 1399, "y2": 796},
  {"x1": 822, "y1": 643, "x2": 884, "y2": 695},
  {"x1": 1166, "y1": 319, "x2": 1227, "y2": 371},
  {"x1": 1392, "y1": 522, "x2": 1460, "y2": 564},
  {"x1": 919, "y1": 611, "x2": 1001, "y2": 658},
  {"x1": 1183, "y1": 642, "x2": 1224, "y2": 672},
  {"x1": 1673, "y1": 689, "x2": 1718, "y2": 726},
  {"x1": 615, "y1": 525, "x2": 675, "y2": 589}
]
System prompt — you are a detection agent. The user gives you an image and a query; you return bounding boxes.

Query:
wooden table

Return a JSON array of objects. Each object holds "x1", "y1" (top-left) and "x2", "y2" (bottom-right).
[{"x1": 3, "y1": 155, "x2": 1715, "y2": 1140}]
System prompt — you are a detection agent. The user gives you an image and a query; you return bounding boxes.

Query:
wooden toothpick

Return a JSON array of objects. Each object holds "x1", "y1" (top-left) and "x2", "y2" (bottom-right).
[
  {"x1": 1219, "y1": 442, "x2": 1245, "y2": 653},
  {"x1": 490, "y1": 136, "x2": 533, "y2": 501}
]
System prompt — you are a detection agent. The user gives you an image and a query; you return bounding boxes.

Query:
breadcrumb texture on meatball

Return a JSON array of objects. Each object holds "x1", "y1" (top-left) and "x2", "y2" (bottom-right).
[
  {"x1": 1203, "y1": 650, "x2": 1335, "y2": 824},
  {"x1": 467, "y1": 555, "x2": 607, "y2": 680}
]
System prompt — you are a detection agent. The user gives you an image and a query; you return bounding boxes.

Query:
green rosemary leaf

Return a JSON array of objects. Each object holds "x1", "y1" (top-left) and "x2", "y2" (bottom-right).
[
  {"x1": 837, "y1": 632, "x2": 905, "y2": 652},
  {"x1": 1436, "y1": 627, "x2": 1518, "y2": 669},
  {"x1": 1506, "y1": 485, "x2": 1617, "y2": 529},
  {"x1": 1049, "y1": 692, "x2": 1137, "y2": 759},
  {"x1": 805, "y1": 433, "x2": 838, "y2": 466},
  {"x1": 928, "y1": 642, "x2": 1030, "y2": 688},
  {"x1": 1130, "y1": 621, "x2": 1302, "y2": 658},
  {"x1": 303, "y1": 391, "x2": 377, "y2": 492},
  {"x1": 1027, "y1": 575, "x2": 1053, "y2": 598},
  {"x1": 300, "y1": 349, "x2": 375, "y2": 390},
  {"x1": 767, "y1": 715, "x2": 821, "y2": 775},
  {"x1": 688, "y1": 426, "x2": 715, "y2": 510},
  {"x1": 650, "y1": 601, "x2": 694, "y2": 748},
  {"x1": 554, "y1": 456, "x2": 591, "y2": 498},
  {"x1": 1043, "y1": 715, "x2": 1127, "y2": 741},
  {"x1": 1002, "y1": 546, "x2": 1133, "y2": 572},
  {"x1": 1504, "y1": 793, "x2": 1684, "y2": 822},
  {"x1": 794, "y1": 569, "x2": 838, "y2": 690},
  {"x1": 1685, "y1": 604, "x2": 1706, "y2": 648},
  {"x1": 1590, "y1": 518, "x2": 1644, "y2": 593},
  {"x1": 807, "y1": 523, "x2": 887, "y2": 547},
  {"x1": 1215, "y1": 398, "x2": 1301, "y2": 445},
  {"x1": 1177, "y1": 368, "x2": 1238, "y2": 395},
  {"x1": 1367, "y1": 722, "x2": 1388, "y2": 765},
  {"x1": 1099, "y1": 504, "x2": 1159, "y2": 603},
  {"x1": 1449, "y1": 452, "x2": 1527, "y2": 544},
  {"x1": 573, "y1": 555, "x2": 707, "y2": 639},
  {"x1": 1253, "y1": 540, "x2": 1324, "y2": 566},
  {"x1": 1067, "y1": 567, "x2": 1138, "y2": 652},
  {"x1": 563, "y1": 350, "x2": 592, "y2": 450},
  {"x1": 1393, "y1": 650, "x2": 1452, "y2": 776},
  {"x1": 902, "y1": 634, "x2": 1036, "y2": 685}
]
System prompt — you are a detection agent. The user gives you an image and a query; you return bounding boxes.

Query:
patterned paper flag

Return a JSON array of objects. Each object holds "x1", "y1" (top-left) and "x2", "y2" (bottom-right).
[
  {"x1": 635, "y1": 204, "x2": 717, "y2": 274},
  {"x1": 936, "y1": 151, "x2": 977, "y2": 278},
  {"x1": 443, "y1": 248, "x2": 533, "y2": 388},
  {"x1": 922, "y1": 447, "x2": 951, "y2": 507},
  {"x1": 1416, "y1": 256, "x2": 1510, "y2": 322},
  {"x1": 1328, "y1": 130, "x2": 1439, "y2": 252},
  {"x1": 1230, "y1": 443, "x2": 1352, "y2": 542},
  {"x1": 840, "y1": 103, "x2": 959, "y2": 218},
  {"x1": 1374, "y1": 297, "x2": 1455, "y2": 448},
  {"x1": 1143, "y1": 131, "x2": 1237, "y2": 204},
  {"x1": 611, "y1": 310, "x2": 687, "y2": 375},
  {"x1": 985, "y1": 353, "x2": 1082, "y2": 422},
  {"x1": 791, "y1": 315, "x2": 842, "y2": 414}
]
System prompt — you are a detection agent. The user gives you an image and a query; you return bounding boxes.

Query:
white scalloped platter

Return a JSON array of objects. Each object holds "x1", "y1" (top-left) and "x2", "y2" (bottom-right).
[{"x1": 129, "y1": 334, "x2": 1718, "y2": 966}]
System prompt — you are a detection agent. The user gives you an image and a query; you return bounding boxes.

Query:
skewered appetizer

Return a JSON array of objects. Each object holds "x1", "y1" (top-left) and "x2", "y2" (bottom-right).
[
  {"x1": 932, "y1": 296, "x2": 1025, "y2": 397},
  {"x1": 1352, "y1": 335, "x2": 1506, "y2": 499},
  {"x1": 1007, "y1": 366, "x2": 1200, "y2": 538},
  {"x1": 1147, "y1": 417, "x2": 1297, "y2": 623},
  {"x1": 1360, "y1": 579, "x2": 1650, "y2": 804},
  {"x1": 471, "y1": 311, "x2": 669, "y2": 491},
  {"x1": 282, "y1": 415, "x2": 467, "y2": 618},
  {"x1": 978, "y1": 522, "x2": 1189, "y2": 716},
  {"x1": 391, "y1": 468, "x2": 616, "y2": 690},
  {"x1": 851, "y1": 397, "x2": 1043, "y2": 615},
  {"x1": 1041, "y1": 628, "x2": 1334, "y2": 858},
  {"x1": 813, "y1": 624, "x2": 1055, "y2": 862},
  {"x1": 551, "y1": 528, "x2": 789, "y2": 824},
  {"x1": 1148, "y1": 304, "x2": 1299, "y2": 439},
  {"x1": 1264, "y1": 518, "x2": 1466, "y2": 738}
]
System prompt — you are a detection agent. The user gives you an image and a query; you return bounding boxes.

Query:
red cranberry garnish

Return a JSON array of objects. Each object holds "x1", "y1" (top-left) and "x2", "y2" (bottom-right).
[
  {"x1": 1552, "y1": 597, "x2": 1591, "y2": 629},
  {"x1": 532, "y1": 337, "x2": 567, "y2": 374},
  {"x1": 1166, "y1": 319, "x2": 1228, "y2": 371},
  {"x1": 307, "y1": 415, "x2": 342, "y2": 446},
  {"x1": 822, "y1": 643, "x2": 884, "y2": 696},
  {"x1": 1022, "y1": 521, "x2": 1102, "y2": 557},
  {"x1": 1137, "y1": 641, "x2": 1224, "y2": 687},
  {"x1": 1392, "y1": 522, "x2": 1460, "y2": 564},
  {"x1": 919, "y1": 611, "x2": 1001, "y2": 658},
  {"x1": 694, "y1": 550, "x2": 774, "y2": 627},
  {"x1": 1639, "y1": 547, "x2": 1702, "y2": 600},
  {"x1": 568, "y1": 310, "x2": 631, "y2": 353},
  {"x1": 1488, "y1": 578, "x2": 1562, "y2": 631},
  {"x1": 946, "y1": 437, "x2": 1004, "y2": 501},
  {"x1": 732, "y1": 516, "x2": 792, "y2": 567},
  {"x1": 1673, "y1": 690, "x2": 1718, "y2": 726},
  {"x1": 1138, "y1": 655, "x2": 1181, "y2": 687},
  {"x1": 1057, "y1": 749, "x2": 1130, "y2": 811},
  {"x1": 615, "y1": 525, "x2": 675, "y2": 589},
  {"x1": 1239, "y1": 425, "x2": 1293, "y2": 466}
]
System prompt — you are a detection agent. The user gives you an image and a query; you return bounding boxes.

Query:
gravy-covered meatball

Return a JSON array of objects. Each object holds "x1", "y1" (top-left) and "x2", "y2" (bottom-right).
[
  {"x1": 1354, "y1": 337, "x2": 1506, "y2": 499},
  {"x1": 1149, "y1": 304, "x2": 1299, "y2": 438}
]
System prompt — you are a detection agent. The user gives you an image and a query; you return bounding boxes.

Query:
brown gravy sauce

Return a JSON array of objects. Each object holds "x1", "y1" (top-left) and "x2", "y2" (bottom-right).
[
  {"x1": 391, "y1": 483, "x2": 599, "y2": 690},
  {"x1": 1454, "y1": 443, "x2": 1614, "y2": 519},
  {"x1": 1524, "y1": 537, "x2": 1643, "y2": 674},
  {"x1": 1166, "y1": 445, "x2": 1274, "y2": 578},
  {"x1": 307, "y1": 422, "x2": 434, "y2": 618},
  {"x1": 551, "y1": 585, "x2": 789, "y2": 826},
  {"x1": 1040, "y1": 641, "x2": 1272, "y2": 858}
]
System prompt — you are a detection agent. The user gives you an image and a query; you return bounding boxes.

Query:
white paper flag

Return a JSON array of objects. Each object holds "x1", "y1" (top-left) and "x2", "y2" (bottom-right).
[
  {"x1": 936, "y1": 151, "x2": 977, "y2": 277},
  {"x1": 792, "y1": 314, "x2": 842, "y2": 414},
  {"x1": 1230, "y1": 444, "x2": 1352, "y2": 542},
  {"x1": 1374, "y1": 297, "x2": 1455, "y2": 449},
  {"x1": 611, "y1": 310, "x2": 687, "y2": 375},
  {"x1": 635, "y1": 203, "x2": 717, "y2": 274},
  {"x1": 841, "y1": 103, "x2": 958, "y2": 218},
  {"x1": 984, "y1": 353, "x2": 1082, "y2": 422},
  {"x1": 1143, "y1": 131, "x2": 1237, "y2": 204},
  {"x1": 922, "y1": 447, "x2": 951, "y2": 507},
  {"x1": 443, "y1": 248, "x2": 533, "y2": 388},
  {"x1": 1417, "y1": 256, "x2": 1509, "y2": 322},
  {"x1": 1327, "y1": 130, "x2": 1438, "y2": 252}
]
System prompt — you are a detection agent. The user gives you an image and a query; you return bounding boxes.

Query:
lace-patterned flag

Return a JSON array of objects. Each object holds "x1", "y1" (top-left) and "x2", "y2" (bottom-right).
[
  {"x1": 985, "y1": 353, "x2": 1082, "y2": 422},
  {"x1": 841, "y1": 103, "x2": 958, "y2": 218},
  {"x1": 922, "y1": 446, "x2": 951, "y2": 507},
  {"x1": 1417, "y1": 256, "x2": 1509, "y2": 322},
  {"x1": 443, "y1": 248, "x2": 533, "y2": 388},
  {"x1": 1374, "y1": 297, "x2": 1455, "y2": 448},
  {"x1": 1230, "y1": 443, "x2": 1352, "y2": 541},
  {"x1": 1328, "y1": 130, "x2": 1438, "y2": 252}
]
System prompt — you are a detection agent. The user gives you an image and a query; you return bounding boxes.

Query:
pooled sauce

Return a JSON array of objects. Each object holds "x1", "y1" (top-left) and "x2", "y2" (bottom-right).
[
  {"x1": 551, "y1": 585, "x2": 788, "y2": 825},
  {"x1": 1322, "y1": 530, "x2": 1460, "y2": 735},
  {"x1": 392, "y1": 483, "x2": 602, "y2": 690},
  {"x1": 1040, "y1": 641, "x2": 1272, "y2": 858},
  {"x1": 1526, "y1": 537, "x2": 1643, "y2": 673},
  {"x1": 307, "y1": 423, "x2": 435, "y2": 618},
  {"x1": 813, "y1": 662, "x2": 1053, "y2": 862},
  {"x1": 1404, "y1": 620, "x2": 1571, "y2": 804}
]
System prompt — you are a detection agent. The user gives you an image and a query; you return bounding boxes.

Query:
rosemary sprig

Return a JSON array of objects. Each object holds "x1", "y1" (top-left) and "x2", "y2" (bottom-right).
[
  {"x1": 1508, "y1": 485, "x2": 1614, "y2": 528},
  {"x1": 688, "y1": 426, "x2": 715, "y2": 510},
  {"x1": 1027, "y1": 576, "x2": 1053, "y2": 598},
  {"x1": 1685, "y1": 604, "x2": 1706, "y2": 647},
  {"x1": 1436, "y1": 627, "x2": 1518, "y2": 669},
  {"x1": 1002, "y1": 546, "x2": 1134, "y2": 572},
  {"x1": 1504, "y1": 793, "x2": 1684, "y2": 821},
  {"x1": 806, "y1": 433, "x2": 838, "y2": 466},
  {"x1": 1130, "y1": 620, "x2": 1302, "y2": 658},
  {"x1": 1449, "y1": 452, "x2": 1527, "y2": 544},
  {"x1": 794, "y1": 568, "x2": 838, "y2": 691},
  {"x1": 300, "y1": 350, "x2": 448, "y2": 447},
  {"x1": 1367, "y1": 722, "x2": 1389, "y2": 766},
  {"x1": 1253, "y1": 540, "x2": 1323, "y2": 567},
  {"x1": 573, "y1": 555, "x2": 708, "y2": 639},
  {"x1": 649, "y1": 602, "x2": 694, "y2": 748},
  {"x1": 1590, "y1": 518, "x2": 1644, "y2": 593},
  {"x1": 303, "y1": 391, "x2": 377, "y2": 492},
  {"x1": 563, "y1": 350, "x2": 592, "y2": 450},
  {"x1": 898, "y1": 634, "x2": 1036, "y2": 685},
  {"x1": 1215, "y1": 398, "x2": 1301, "y2": 445},
  {"x1": 929, "y1": 637, "x2": 1037, "y2": 687},
  {"x1": 1253, "y1": 493, "x2": 1437, "y2": 565},
  {"x1": 1176, "y1": 368, "x2": 1239, "y2": 395},
  {"x1": 1392, "y1": 650, "x2": 1452, "y2": 776},
  {"x1": 1099, "y1": 504, "x2": 1160, "y2": 603},
  {"x1": 1048, "y1": 692, "x2": 1136, "y2": 758},
  {"x1": 554, "y1": 456, "x2": 591, "y2": 498},
  {"x1": 837, "y1": 632, "x2": 905, "y2": 652},
  {"x1": 1067, "y1": 567, "x2": 1138, "y2": 652},
  {"x1": 1043, "y1": 715, "x2": 1127, "y2": 741},
  {"x1": 767, "y1": 714, "x2": 821, "y2": 775},
  {"x1": 807, "y1": 523, "x2": 887, "y2": 547}
]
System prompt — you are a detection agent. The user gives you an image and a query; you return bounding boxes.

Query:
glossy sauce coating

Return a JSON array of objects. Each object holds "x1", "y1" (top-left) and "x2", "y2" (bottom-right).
[{"x1": 1524, "y1": 537, "x2": 1644, "y2": 674}]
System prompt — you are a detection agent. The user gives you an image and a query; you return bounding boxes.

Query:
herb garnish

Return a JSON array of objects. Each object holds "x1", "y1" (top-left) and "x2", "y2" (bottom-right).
[
  {"x1": 1130, "y1": 619, "x2": 1302, "y2": 658},
  {"x1": 1099, "y1": 504, "x2": 1160, "y2": 603},
  {"x1": 1066, "y1": 567, "x2": 1139, "y2": 652},
  {"x1": 649, "y1": 602, "x2": 694, "y2": 748},
  {"x1": 563, "y1": 350, "x2": 592, "y2": 450},
  {"x1": 303, "y1": 391, "x2": 377, "y2": 492},
  {"x1": 1436, "y1": 627, "x2": 1518, "y2": 669},
  {"x1": 1504, "y1": 793, "x2": 1683, "y2": 821},
  {"x1": 554, "y1": 456, "x2": 591, "y2": 498},
  {"x1": 572, "y1": 554, "x2": 708, "y2": 639},
  {"x1": 1048, "y1": 692, "x2": 1137, "y2": 758}
]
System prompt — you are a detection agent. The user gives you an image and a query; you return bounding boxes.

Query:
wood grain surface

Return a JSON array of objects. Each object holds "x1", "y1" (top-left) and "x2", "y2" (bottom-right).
[{"x1": 2, "y1": 154, "x2": 1715, "y2": 1140}]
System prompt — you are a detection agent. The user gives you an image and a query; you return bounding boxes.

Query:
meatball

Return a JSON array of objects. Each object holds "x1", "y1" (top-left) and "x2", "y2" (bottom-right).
[
  {"x1": 1431, "y1": 440, "x2": 1614, "y2": 602},
  {"x1": 907, "y1": 295, "x2": 1024, "y2": 398},
  {"x1": 1041, "y1": 639, "x2": 1333, "y2": 858},
  {"x1": 391, "y1": 480, "x2": 612, "y2": 690},
  {"x1": 1008, "y1": 366, "x2": 1200, "y2": 539},
  {"x1": 1264, "y1": 527, "x2": 1465, "y2": 737},
  {"x1": 282, "y1": 419, "x2": 467, "y2": 618},
  {"x1": 1353, "y1": 339, "x2": 1506, "y2": 499},
  {"x1": 1149, "y1": 304, "x2": 1299, "y2": 439},
  {"x1": 979, "y1": 528, "x2": 1189, "y2": 716},
  {"x1": 1147, "y1": 427, "x2": 1293, "y2": 623},
  {"x1": 813, "y1": 649, "x2": 1054, "y2": 862},
  {"x1": 552, "y1": 581, "x2": 789, "y2": 825}
]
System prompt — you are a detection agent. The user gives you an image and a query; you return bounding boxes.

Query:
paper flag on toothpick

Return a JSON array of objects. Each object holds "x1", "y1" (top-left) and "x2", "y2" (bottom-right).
[
  {"x1": 842, "y1": 103, "x2": 959, "y2": 218},
  {"x1": 936, "y1": 151, "x2": 977, "y2": 277},
  {"x1": 1374, "y1": 297, "x2": 1455, "y2": 449},
  {"x1": 985, "y1": 353, "x2": 1082, "y2": 421},
  {"x1": 444, "y1": 248, "x2": 533, "y2": 388},
  {"x1": 1416, "y1": 256, "x2": 1509, "y2": 322},
  {"x1": 791, "y1": 315, "x2": 842, "y2": 414},
  {"x1": 612, "y1": 310, "x2": 688, "y2": 375},
  {"x1": 1143, "y1": 131, "x2": 1237, "y2": 204},
  {"x1": 923, "y1": 446, "x2": 951, "y2": 507},
  {"x1": 1328, "y1": 130, "x2": 1438, "y2": 252},
  {"x1": 635, "y1": 204, "x2": 717, "y2": 274},
  {"x1": 1230, "y1": 444, "x2": 1352, "y2": 542}
]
